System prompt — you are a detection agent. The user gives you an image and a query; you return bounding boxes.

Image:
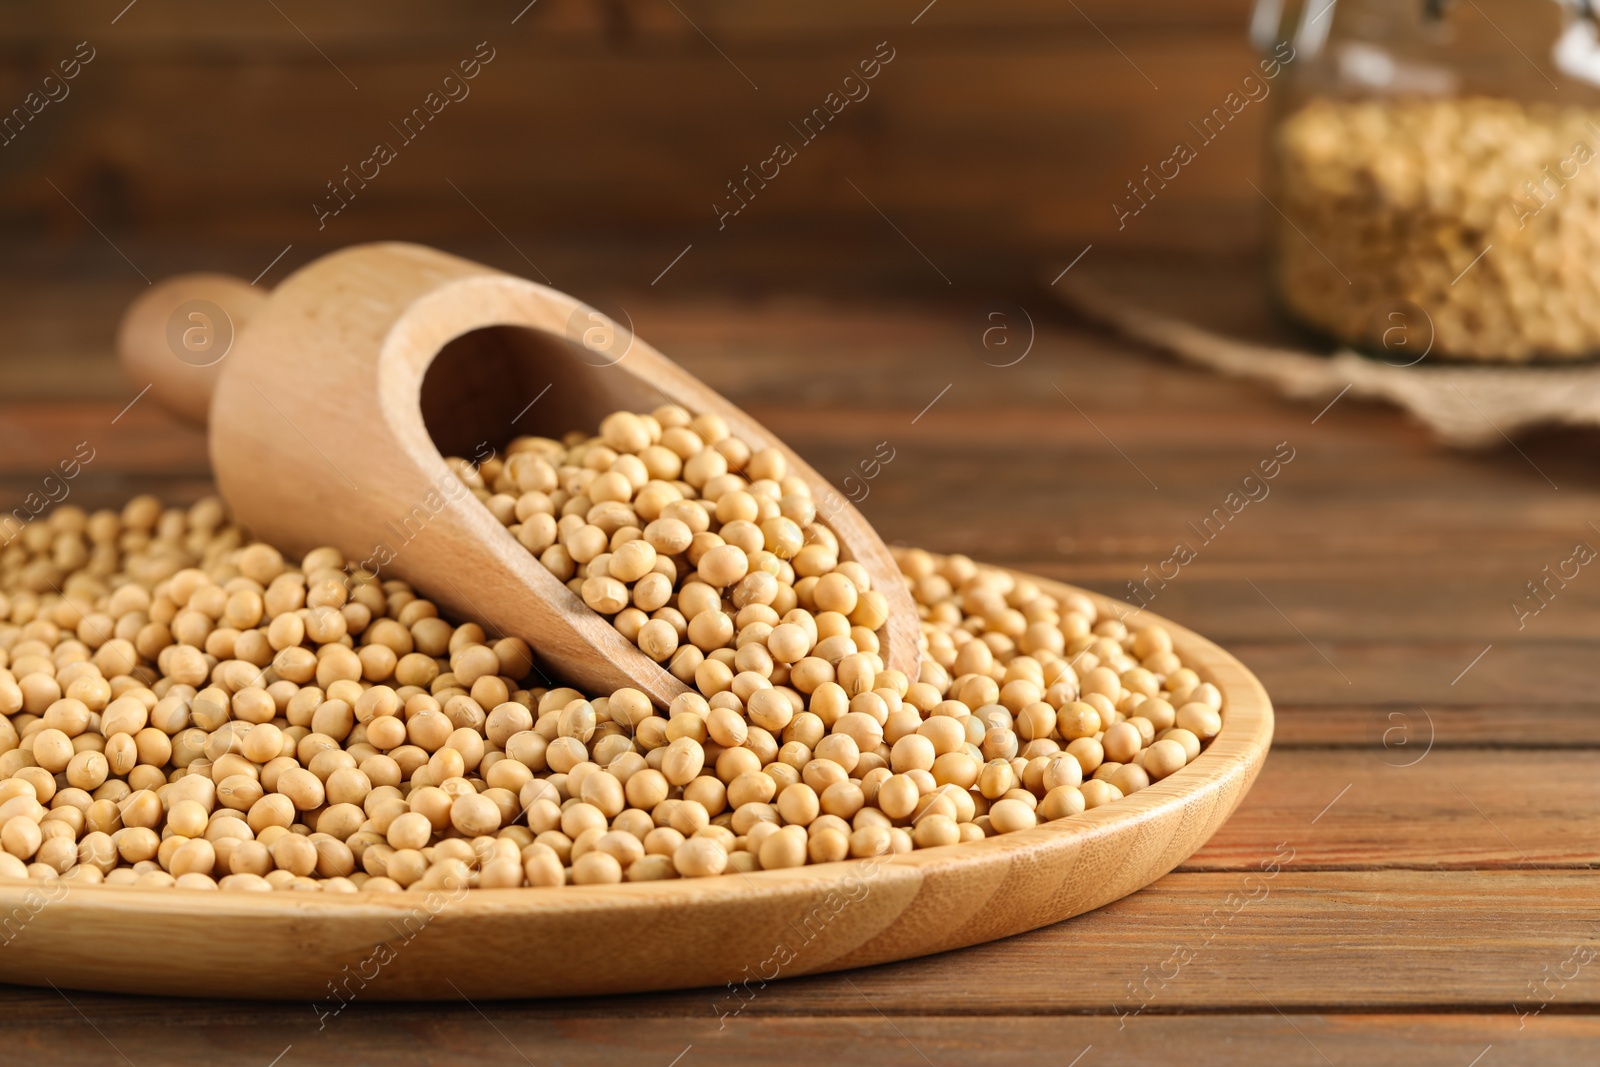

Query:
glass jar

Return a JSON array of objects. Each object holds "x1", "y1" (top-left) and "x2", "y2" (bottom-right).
[{"x1": 1254, "y1": 0, "x2": 1600, "y2": 362}]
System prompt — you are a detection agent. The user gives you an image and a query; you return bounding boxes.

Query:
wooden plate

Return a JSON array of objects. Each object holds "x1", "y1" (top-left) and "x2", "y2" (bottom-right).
[{"x1": 0, "y1": 569, "x2": 1272, "y2": 1000}]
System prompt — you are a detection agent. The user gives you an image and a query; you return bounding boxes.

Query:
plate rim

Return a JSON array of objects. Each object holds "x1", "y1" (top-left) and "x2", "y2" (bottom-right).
[{"x1": 0, "y1": 567, "x2": 1273, "y2": 921}]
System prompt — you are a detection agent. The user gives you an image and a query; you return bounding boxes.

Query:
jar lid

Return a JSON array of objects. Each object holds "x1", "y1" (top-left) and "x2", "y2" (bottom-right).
[{"x1": 1252, "y1": 0, "x2": 1600, "y2": 83}]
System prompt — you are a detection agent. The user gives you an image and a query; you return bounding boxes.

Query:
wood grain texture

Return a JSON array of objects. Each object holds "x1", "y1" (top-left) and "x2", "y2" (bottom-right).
[
  {"x1": 0, "y1": 568, "x2": 1272, "y2": 999},
  {"x1": 1269, "y1": 704, "x2": 1600, "y2": 748},
  {"x1": 0, "y1": 1013, "x2": 1592, "y2": 1067},
  {"x1": 4, "y1": 872, "x2": 1598, "y2": 1016},
  {"x1": 1186, "y1": 750, "x2": 1600, "y2": 870},
  {"x1": 4, "y1": 270, "x2": 1599, "y2": 1057},
  {"x1": 0, "y1": 0, "x2": 1269, "y2": 290}
]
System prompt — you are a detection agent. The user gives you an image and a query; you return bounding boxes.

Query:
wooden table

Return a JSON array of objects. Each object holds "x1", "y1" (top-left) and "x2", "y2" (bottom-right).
[{"x1": 4, "y1": 266, "x2": 1598, "y2": 1065}]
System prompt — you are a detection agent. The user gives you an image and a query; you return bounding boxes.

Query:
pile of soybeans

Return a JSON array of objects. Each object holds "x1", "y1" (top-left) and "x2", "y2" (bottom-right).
[
  {"x1": 1271, "y1": 96, "x2": 1600, "y2": 362},
  {"x1": 0, "y1": 407, "x2": 1223, "y2": 893}
]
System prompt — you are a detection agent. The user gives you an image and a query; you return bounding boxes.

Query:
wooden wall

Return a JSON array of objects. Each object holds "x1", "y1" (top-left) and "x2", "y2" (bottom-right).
[{"x1": 0, "y1": 0, "x2": 1264, "y2": 292}]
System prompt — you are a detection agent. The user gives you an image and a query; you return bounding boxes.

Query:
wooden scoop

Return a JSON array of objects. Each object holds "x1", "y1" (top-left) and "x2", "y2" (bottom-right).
[{"x1": 117, "y1": 242, "x2": 920, "y2": 707}]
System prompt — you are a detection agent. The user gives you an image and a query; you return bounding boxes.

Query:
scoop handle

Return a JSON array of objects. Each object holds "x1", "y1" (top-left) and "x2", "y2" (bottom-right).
[{"x1": 116, "y1": 273, "x2": 268, "y2": 426}]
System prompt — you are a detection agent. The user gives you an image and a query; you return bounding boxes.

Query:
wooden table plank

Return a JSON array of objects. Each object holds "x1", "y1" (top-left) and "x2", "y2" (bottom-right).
[
  {"x1": 0, "y1": 1012, "x2": 1589, "y2": 1067},
  {"x1": 5, "y1": 281, "x2": 1600, "y2": 1061},
  {"x1": 1186, "y1": 750, "x2": 1600, "y2": 870},
  {"x1": 3, "y1": 872, "x2": 1595, "y2": 1018},
  {"x1": 1215, "y1": 642, "x2": 1592, "y2": 708},
  {"x1": 658, "y1": 870, "x2": 1600, "y2": 1016},
  {"x1": 1270, "y1": 704, "x2": 1600, "y2": 748}
]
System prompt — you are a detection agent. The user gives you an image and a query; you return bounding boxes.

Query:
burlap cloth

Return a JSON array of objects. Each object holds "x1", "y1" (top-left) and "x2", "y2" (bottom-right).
[{"x1": 1053, "y1": 265, "x2": 1600, "y2": 448}]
